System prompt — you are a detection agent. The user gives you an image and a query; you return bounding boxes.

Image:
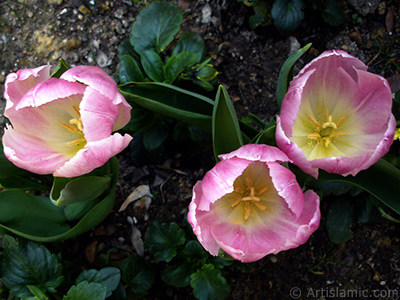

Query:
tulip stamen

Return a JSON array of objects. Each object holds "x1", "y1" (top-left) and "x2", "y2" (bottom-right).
[
  {"x1": 230, "y1": 175, "x2": 268, "y2": 221},
  {"x1": 61, "y1": 105, "x2": 86, "y2": 148},
  {"x1": 307, "y1": 109, "x2": 347, "y2": 148}
]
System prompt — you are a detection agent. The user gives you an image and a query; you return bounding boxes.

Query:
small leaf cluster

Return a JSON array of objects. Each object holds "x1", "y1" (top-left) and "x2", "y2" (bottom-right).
[
  {"x1": 144, "y1": 221, "x2": 252, "y2": 300},
  {"x1": 118, "y1": 1, "x2": 216, "y2": 165},
  {"x1": 238, "y1": 0, "x2": 345, "y2": 32},
  {"x1": 118, "y1": 1, "x2": 217, "y2": 90},
  {"x1": 0, "y1": 235, "x2": 121, "y2": 300}
]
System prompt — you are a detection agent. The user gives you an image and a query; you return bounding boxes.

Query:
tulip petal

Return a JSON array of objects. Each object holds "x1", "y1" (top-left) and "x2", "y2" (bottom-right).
[
  {"x1": 54, "y1": 133, "x2": 133, "y2": 178},
  {"x1": 13, "y1": 78, "x2": 86, "y2": 110},
  {"x1": 61, "y1": 66, "x2": 131, "y2": 130},
  {"x1": 2, "y1": 128, "x2": 69, "y2": 174},
  {"x1": 219, "y1": 143, "x2": 291, "y2": 163},
  {"x1": 4, "y1": 65, "x2": 52, "y2": 111}
]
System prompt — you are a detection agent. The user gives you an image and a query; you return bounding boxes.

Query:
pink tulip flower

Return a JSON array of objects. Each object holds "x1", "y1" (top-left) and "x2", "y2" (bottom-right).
[
  {"x1": 188, "y1": 144, "x2": 320, "y2": 263},
  {"x1": 3, "y1": 65, "x2": 133, "y2": 178},
  {"x1": 276, "y1": 50, "x2": 396, "y2": 178}
]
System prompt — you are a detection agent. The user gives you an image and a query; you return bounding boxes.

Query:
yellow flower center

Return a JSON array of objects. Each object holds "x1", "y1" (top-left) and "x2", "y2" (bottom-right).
[
  {"x1": 307, "y1": 109, "x2": 347, "y2": 147},
  {"x1": 230, "y1": 177, "x2": 268, "y2": 221},
  {"x1": 61, "y1": 106, "x2": 86, "y2": 148}
]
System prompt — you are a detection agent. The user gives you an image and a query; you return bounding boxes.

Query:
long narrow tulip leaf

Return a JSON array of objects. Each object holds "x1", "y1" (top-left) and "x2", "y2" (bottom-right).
[
  {"x1": 0, "y1": 157, "x2": 119, "y2": 242},
  {"x1": 276, "y1": 43, "x2": 312, "y2": 109},
  {"x1": 316, "y1": 159, "x2": 400, "y2": 215},
  {"x1": 120, "y1": 82, "x2": 214, "y2": 131},
  {"x1": 212, "y1": 85, "x2": 244, "y2": 161}
]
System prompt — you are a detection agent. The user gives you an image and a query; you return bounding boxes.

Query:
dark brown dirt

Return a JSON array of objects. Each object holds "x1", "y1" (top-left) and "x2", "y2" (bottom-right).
[{"x1": 1, "y1": 0, "x2": 400, "y2": 299}]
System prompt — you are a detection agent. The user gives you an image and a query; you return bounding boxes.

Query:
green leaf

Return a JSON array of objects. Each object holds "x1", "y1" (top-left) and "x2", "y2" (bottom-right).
[
  {"x1": 120, "y1": 256, "x2": 155, "y2": 295},
  {"x1": 183, "y1": 240, "x2": 209, "y2": 261},
  {"x1": 119, "y1": 55, "x2": 145, "y2": 83},
  {"x1": 27, "y1": 285, "x2": 49, "y2": 300},
  {"x1": 276, "y1": 43, "x2": 311, "y2": 109},
  {"x1": 143, "y1": 119, "x2": 169, "y2": 151},
  {"x1": 322, "y1": 0, "x2": 345, "y2": 26},
  {"x1": 0, "y1": 157, "x2": 119, "y2": 242},
  {"x1": 326, "y1": 198, "x2": 354, "y2": 244},
  {"x1": 50, "y1": 176, "x2": 111, "y2": 206},
  {"x1": 212, "y1": 85, "x2": 243, "y2": 161},
  {"x1": 165, "y1": 51, "x2": 198, "y2": 83},
  {"x1": 271, "y1": 0, "x2": 305, "y2": 32},
  {"x1": 140, "y1": 51, "x2": 165, "y2": 82},
  {"x1": 76, "y1": 267, "x2": 121, "y2": 298},
  {"x1": 51, "y1": 58, "x2": 71, "y2": 78},
  {"x1": 161, "y1": 262, "x2": 193, "y2": 288},
  {"x1": 316, "y1": 159, "x2": 400, "y2": 215},
  {"x1": 172, "y1": 32, "x2": 206, "y2": 63},
  {"x1": 118, "y1": 39, "x2": 140, "y2": 61},
  {"x1": 131, "y1": 1, "x2": 183, "y2": 54},
  {"x1": 144, "y1": 221, "x2": 186, "y2": 262},
  {"x1": 119, "y1": 82, "x2": 213, "y2": 131},
  {"x1": 1, "y1": 235, "x2": 64, "y2": 298},
  {"x1": 0, "y1": 190, "x2": 69, "y2": 238},
  {"x1": 190, "y1": 264, "x2": 231, "y2": 300},
  {"x1": 63, "y1": 282, "x2": 107, "y2": 300}
]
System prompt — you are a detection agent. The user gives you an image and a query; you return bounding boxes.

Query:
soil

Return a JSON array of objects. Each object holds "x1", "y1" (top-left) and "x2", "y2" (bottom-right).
[{"x1": 1, "y1": 0, "x2": 400, "y2": 299}]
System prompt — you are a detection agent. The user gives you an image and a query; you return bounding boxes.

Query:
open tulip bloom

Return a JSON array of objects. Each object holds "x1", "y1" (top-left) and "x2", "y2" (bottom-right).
[
  {"x1": 276, "y1": 50, "x2": 396, "y2": 178},
  {"x1": 188, "y1": 144, "x2": 320, "y2": 263},
  {"x1": 3, "y1": 65, "x2": 133, "y2": 178}
]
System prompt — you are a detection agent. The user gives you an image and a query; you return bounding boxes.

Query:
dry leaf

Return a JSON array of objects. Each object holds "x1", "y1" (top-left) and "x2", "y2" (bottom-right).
[
  {"x1": 386, "y1": 7, "x2": 395, "y2": 35},
  {"x1": 177, "y1": 0, "x2": 191, "y2": 10},
  {"x1": 119, "y1": 185, "x2": 153, "y2": 212}
]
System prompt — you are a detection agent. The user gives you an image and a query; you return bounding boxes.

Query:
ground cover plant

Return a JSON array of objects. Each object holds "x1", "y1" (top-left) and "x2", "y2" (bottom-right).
[{"x1": 0, "y1": 0, "x2": 400, "y2": 299}]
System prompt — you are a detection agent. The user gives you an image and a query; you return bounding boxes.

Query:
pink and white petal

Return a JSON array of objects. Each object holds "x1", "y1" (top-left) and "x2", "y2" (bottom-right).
[
  {"x1": 349, "y1": 70, "x2": 393, "y2": 134},
  {"x1": 276, "y1": 116, "x2": 319, "y2": 178},
  {"x1": 61, "y1": 66, "x2": 124, "y2": 104},
  {"x1": 112, "y1": 92, "x2": 132, "y2": 131},
  {"x1": 2, "y1": 128, "x2": 68, "y2": 174},
  {"x1": 54, "y1": 133, "x2": 133, "y2": 178},
  {"x1": 297, "y1": 50, "x2": 367, "y2": 83},
  {"x1": 80, "y1": 87, "x2": 120, "y2": 142},
  {"x1": 4, "y1": 65, "x2": 52, "y2": 111},
  {"x1": 219, "y1": 144, "x2": 291, "y2": 164},
  {"x1": 268, "y1": 161, "x2": 304, "y2": 218},
  {"x1": 14, "y1": 78, "x2": 86, "y2": 110},
  {"x1": 198, "y1": 157, "x2": 251, "y2": 210},
  {"x1": 283, "y1": 190, "x2": 320, "y2": 249}
]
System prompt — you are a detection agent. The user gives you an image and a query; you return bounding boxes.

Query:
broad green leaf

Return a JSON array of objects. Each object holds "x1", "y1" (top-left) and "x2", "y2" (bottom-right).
[
  {"x1": 0, "y1": 141, "x2": 23, "y2": 178},
  {"x1": 271, "y1": 0, "x2": 305, "y2": 32},
  {"x1": 76, "y1": 267, "x2": 121, "y2": 298},
  {"x1": 118, "y1": 39, "x2": 141, "y2": 62},
  {"x1": 276, "y1": 43, "x2": 311, "y2": 109},
  {"x1": 0, "y1": 157, "x2": 118, "y2": 242},
  {"x1": 51, "y1": 58, "x2": 71, "y2": 78},
  {"x1": 322, "y1": 0, "x2": 345, "y2": 26},
  {"x1": 316, "y1": 159, "x2": 400, "y2": 215},
  {"x1": 27, "y1": 285, "x2": 49, "y2": 300},
  {"x1": 183, "y1": 240, "x2": 209, "y2": 261},
  {"x1": 165, "y1": 51, "x2": 198, "y2": 83},
  {"x1": 249, "y1": 12, "x2": 269, "y2": 29},
  {"x1": 172, "y1": 32, "x2": 206, "y2": 63},
  {"x1": 131, "y1": 1, "x2": 183, "y2": 54},
  {"x1": 1, "y1": 235, "x2": 64, "y2": 298},
  {"x1": 190, "y1": 264, "x2": 231, "y2": 300},
  {"x1": 326, "y1": 198, "x2": 354, "y2": 244},
  {"x1": 120, "y1": 256, "x2": 155, "y2": 295},
  {"x1": 212, "y1": 85, "x2": 243, "y2": 161},
  {"x1": 119, "y1": 82, "x2": 213, "y2": 131},
  {"x1": 0, "y1": 190, "x2": 69, "y2": 238},
  {"x1": 144, "y1": 221, "x2": 186, "y2": 262},
  {"x1": 119, "y1": 55, "x2": 145, "y2": 83},
  {"x1": 253, "y1": 125, "x2": 277, "y2": 146},
  {"x1": 63, "y1": 199, "x2": 99, "y2": 221},
  {"x1": 161, "y1": 262, "x2": 193, "y2": 287},
  {"x1": 143, "y1": 120, "x2": 169, "y2": 151},
  {"x1": 140, "y1": 51, "x2": 165, "y2": 82},
  {"x1": 63, "y1": 282, "x2": 107, "y2": 300},
  {"x1": 50, "y1": 176, "x2": 111, "y2": 206}
]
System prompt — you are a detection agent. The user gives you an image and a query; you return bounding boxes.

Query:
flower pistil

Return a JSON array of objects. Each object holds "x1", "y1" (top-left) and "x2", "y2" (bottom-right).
[{"x1": 61, "y1": 106, "x2": 86, "y2": 148}]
